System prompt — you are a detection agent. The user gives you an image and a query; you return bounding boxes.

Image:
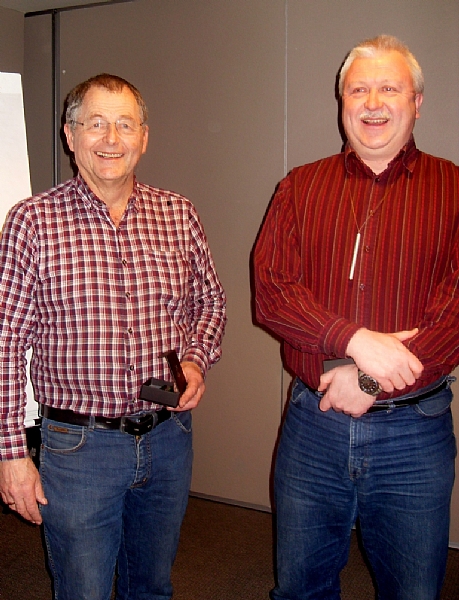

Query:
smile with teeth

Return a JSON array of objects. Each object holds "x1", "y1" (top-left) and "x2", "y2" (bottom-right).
[
  {"x1": 96, "y1": 151, "x2": 123, "y2": 158},
  {"x1": 360, "y1": 113, "x2": 390, "y2": 125}
]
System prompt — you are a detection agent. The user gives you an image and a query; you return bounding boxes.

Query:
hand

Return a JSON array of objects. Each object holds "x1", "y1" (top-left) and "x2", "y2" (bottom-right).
[
  {"x1": 318, "y1": 364, "x2": 376, "y2": 417},
  {"x1": 345, "y1": 328, "x2": 423, "y2": 393},
  {"x1": 0, "y1": 457, "x2": 47, "y2": 524},
  {"x1": 173, "y1": 361, "x2": 206, "y2": 411}
]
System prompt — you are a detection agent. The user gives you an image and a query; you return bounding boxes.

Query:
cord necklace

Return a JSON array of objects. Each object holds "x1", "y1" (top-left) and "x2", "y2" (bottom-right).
[{"x1": 348, "y1": 179, "x2": 393, "y2": 280}]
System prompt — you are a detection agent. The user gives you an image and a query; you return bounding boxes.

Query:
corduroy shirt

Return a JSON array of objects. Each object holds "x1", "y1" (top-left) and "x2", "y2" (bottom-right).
[
  {"x1": 254, "y1": 137, "x2": 459, "y2": 397},
  {"x1": 0, "y1": 174, "x2": 226, "y2": 460}
]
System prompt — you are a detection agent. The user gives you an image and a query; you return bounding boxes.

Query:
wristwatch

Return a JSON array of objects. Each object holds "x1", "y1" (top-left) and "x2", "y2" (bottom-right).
[{"x1": 358, "y1": 370, "x2": 382, "y2": 396}]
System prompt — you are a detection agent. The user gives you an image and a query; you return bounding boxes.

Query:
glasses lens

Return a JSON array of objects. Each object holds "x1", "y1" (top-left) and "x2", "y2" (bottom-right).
[
  {"x1": 81, "y1": 118, "x2": 141, "y2": 136},
  {"x1": 115, "y1": 119, "x2": 140, "y2": 135}
]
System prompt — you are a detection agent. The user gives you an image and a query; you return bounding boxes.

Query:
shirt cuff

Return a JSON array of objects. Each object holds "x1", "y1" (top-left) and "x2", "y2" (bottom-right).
[
  {"x1": 0, "y1": 428, "x2": 29, "y2": 461},
  {"x1": 320, "y1": 317, "x2": 361, "y2": 358},
  {"x1": 180, "y1": 346, "x2": 208, "y2": 377}
]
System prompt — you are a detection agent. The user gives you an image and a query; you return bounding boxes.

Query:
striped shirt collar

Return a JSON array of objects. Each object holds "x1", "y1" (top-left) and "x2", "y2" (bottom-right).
[{"x1": 344, "y1": 135, "x2": 419, "y2": 179}]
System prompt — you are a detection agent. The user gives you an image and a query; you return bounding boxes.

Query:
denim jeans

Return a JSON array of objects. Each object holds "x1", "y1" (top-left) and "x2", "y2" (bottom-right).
[
  {"x1": 271, "y1": 378, "x2": 456, "y2": 600},
  {"x1": 40, "y1": 410, "x2": 193, "y2": 600}
]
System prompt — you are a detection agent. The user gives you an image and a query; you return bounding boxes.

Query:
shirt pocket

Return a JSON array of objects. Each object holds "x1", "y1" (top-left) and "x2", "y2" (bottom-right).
[{"x1": 147, "y1": 248, "x2": 190, "y2": 306}]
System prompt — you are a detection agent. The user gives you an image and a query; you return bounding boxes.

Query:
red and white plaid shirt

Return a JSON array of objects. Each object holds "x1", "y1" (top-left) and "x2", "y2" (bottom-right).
[{"x1": 0, "y1": 174, "x2": 226, "y2": 459}]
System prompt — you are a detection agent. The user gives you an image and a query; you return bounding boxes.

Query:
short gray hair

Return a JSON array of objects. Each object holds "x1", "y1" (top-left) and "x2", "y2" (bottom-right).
[
  {"x1": 65, "y1": 73, "x2": 148, "y2": 127},
  {"x1": 338, "y1": 34, "x2": 424, "y2": 97}
]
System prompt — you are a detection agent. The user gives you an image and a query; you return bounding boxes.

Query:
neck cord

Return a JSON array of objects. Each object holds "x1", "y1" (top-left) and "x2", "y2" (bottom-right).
[{"x1": 348, "y1": 178, "x2": 393, "y2": 280}]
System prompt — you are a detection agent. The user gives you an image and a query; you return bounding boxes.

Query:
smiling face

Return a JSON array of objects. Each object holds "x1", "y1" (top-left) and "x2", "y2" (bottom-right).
[
  {"x1": 341, "y1": 50, "x2": 423, "y2": 173},
  {"x1": 64, "y1": 85, "x2": 148, "y2": 200}
]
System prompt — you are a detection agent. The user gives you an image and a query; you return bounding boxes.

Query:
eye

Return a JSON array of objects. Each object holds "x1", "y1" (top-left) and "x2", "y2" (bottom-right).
[
  {"x1": 117, "y1": 120, "x2": 133, "y2": 131},
  {"x1": 381, "y1": 86, "x2": 397, "y2": 93},
  {"x1": 351, "y1": 87, "x2": 367, "y2": 95},
  {"x1": 89, "y1": 119, "x2": 105, "y2": 130},
  {"x1": 116, "y1": 119, "x2": 141, "y2": 135}
]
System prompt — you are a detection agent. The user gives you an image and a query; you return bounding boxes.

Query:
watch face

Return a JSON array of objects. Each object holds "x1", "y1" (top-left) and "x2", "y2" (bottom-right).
[{"x1": 358, "y1": 372, "x2": 382, "y2": 396}]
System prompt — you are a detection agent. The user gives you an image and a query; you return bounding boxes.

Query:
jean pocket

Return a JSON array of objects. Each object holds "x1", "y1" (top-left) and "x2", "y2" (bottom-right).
[
  {"x1": 290, "y1": 378, "x2": 313, "y2": 407},
  {"x1": 171, "y1": 410, "x2": 192, "y2": 434},
  {"x1": 41, "y1": 418, "x2": 87, "y2": 453},
  {"x1": 413, "y1": 386, "x2": 454, "y2": 417}
]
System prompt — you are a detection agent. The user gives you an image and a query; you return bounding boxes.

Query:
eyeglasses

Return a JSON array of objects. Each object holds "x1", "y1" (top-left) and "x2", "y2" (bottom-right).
[{"x1": 72, "y1": 118, "x2": 145, "y2": 137}]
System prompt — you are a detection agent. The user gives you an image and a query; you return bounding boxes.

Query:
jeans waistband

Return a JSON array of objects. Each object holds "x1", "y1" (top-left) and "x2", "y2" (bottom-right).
[
  {"x1": 367, "y1": 376, "x2": 453, "y2": 412},
  {"x1": 306, "y1": 375, "x2": 454, "y2": 412},
  {"x1": 39, "y1": 404, "x2": 171, "y2": 435}
]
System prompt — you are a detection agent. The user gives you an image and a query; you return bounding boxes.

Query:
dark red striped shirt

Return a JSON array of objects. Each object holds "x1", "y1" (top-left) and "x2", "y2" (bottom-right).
[{"x1": 254, "y1": 137, "x2": 459, "y2": 396}]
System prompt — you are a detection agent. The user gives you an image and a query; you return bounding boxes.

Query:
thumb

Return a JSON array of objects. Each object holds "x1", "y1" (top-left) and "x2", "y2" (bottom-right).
[
  {"x1": 391, "y1": 327, "x2": 419, "y2": 343},
  {"x1": 318, "y1": 394, "x2": 331, "y2": 413},
  {"x1": 35, "y1": 481, "x2": 48, "y2": 505}
]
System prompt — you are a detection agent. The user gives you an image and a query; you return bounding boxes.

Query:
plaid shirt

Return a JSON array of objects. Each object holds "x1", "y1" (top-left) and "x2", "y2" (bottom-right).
[{"x1": 0, "y1": 174, "x2": 226, "y2": 460}]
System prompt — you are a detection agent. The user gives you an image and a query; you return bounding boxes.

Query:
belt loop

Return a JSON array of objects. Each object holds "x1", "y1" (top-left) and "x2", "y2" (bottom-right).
[{"x1": 88, "y1": 415, "x2": 96, "y2": 431}]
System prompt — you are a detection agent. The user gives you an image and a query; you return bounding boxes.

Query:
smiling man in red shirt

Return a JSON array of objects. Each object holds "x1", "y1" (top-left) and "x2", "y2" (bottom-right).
[{"x1": 255, "y1": 35, "x2": 459, "y2": 600}]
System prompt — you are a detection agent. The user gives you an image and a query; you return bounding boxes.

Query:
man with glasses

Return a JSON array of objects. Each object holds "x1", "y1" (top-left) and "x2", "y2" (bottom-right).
[{"x1": 0, "y1": 73, "x2": 226, "y2": 600}]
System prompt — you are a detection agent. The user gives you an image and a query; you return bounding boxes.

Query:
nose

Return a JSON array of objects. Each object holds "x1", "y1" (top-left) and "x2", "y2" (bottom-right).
[
  {"x1": 364, "y1": 88, "x2": 383, "y2": 111},
  {"x1": 103, "y1": 122, "x2": 120, "y2": 143}
]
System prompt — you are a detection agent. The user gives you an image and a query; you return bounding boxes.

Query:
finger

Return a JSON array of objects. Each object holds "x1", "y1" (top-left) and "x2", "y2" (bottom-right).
[
  {"x1": 391, "y1": 328, "x2": 419, "y2": 342},
  {"x1": 179, "y1": 389, "x2": 202, "y2": 410},
  {"x1": 318, "y1": 372, "x2": 333, "y2": 392},
  {"x1": 9, "y1": 496, "x2": 40, "y2": 524},
  {"x1": 318, "y1": 395, "x2": 331, "y2": 412},
  {"x1": 35, "y1": 482, "x2": 48, "y2": 507},
  {"x1": 408, "y1": 354, "x2": 424, "y2": 378}
]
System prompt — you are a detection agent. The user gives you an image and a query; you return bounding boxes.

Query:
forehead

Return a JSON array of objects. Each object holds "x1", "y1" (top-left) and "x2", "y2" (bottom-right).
[
  {"x1": 79, "y1": 86, "x2": 141, "y2": 119},
  {"x1": 344, "y1": 50, "x2": 414, "y2": 87}
]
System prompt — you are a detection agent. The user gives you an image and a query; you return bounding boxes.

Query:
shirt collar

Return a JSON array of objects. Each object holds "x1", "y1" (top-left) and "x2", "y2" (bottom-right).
[
  {"x1": 74, "y1": 173, "x2": 141, "y2": 214},
  {"x1": 344, "y1": 135, "x2": 419, "y2": 178}
]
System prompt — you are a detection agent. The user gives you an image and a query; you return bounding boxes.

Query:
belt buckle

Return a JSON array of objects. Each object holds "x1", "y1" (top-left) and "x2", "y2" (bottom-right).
[{"x1": 120, "y1": 412, "x2": 157, "y2": 436}]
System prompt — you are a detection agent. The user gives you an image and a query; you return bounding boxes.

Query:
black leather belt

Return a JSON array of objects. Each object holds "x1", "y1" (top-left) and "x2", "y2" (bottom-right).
[
  {"x1": 367, "y1": 378, "x2": 449, "y2": 412},
  {"x1": 40, "y1": 405, "x2": 171, "y2": 436}
]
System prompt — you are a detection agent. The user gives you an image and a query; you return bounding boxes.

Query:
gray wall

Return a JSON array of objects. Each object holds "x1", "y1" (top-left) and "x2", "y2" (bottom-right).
[
  {"x1": 22, "y1": 0, "x2": 459, "y2": 543},
  {"x1": 0, "y1": 6, "x2": 24, "y2": 74}
]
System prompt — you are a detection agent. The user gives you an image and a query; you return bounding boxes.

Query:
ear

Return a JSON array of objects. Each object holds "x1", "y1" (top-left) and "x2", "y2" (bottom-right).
[
  {"x1": 141, "y1": 124, "x2": 149, "y2": 155},
  {"x1": 414, "y1": 93, "x2": 423, "y2": 119},
  {"x1": 64, "y1": 123, "x2": 75, "y2": 152}
]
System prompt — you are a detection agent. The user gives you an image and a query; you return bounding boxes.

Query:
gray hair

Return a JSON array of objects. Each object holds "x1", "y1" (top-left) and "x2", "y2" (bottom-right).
[
  {"x1": 65, "y1": 73, "x2": 148, "y2": 127},
  {"x1": 338, "y1": 35, "x2": 424, "y2": 97}
]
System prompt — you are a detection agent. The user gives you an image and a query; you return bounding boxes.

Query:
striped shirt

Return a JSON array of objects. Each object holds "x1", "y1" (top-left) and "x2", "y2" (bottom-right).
[
  {"x1": 0, "y1": 174, "x2": 226, "y2": 460},
  {"x1": 254, "y1": 137, "x2": 459, "y2": 396}
]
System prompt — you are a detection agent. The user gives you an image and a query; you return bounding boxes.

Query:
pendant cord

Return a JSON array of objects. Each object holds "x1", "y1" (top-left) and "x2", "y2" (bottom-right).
[
  {"x1": 347, "y1": 177, "x2": 393, "y2": 280},
  {"x1": 348, "y1": 178, "x2": 393, "y2": 233}
]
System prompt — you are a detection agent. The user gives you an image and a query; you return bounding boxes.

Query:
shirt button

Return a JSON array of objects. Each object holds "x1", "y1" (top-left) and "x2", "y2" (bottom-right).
[
  {"x1": 128, "y1": 328, "x2": 133, "y2": 334},
  {"x1": 364, "y1": 246, "x2": 370, "y2": 253},
  {"x1": 359, "y1": 283, "x2": 365, "y2": 291},
  {"x1": 122, "y1": 259, "x2": 128, "y2": 266},
  {"x1": 126, "y1": 292, "x2": 131, "y2": 298},
  {"x1": 129, "y1": 365, "x2": 135, "y2": 371}
]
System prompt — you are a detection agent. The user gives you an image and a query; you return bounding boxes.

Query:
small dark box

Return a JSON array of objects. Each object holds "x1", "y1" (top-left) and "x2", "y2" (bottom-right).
[
  {"x1": 139, "y1": 377, "x2": 180, "y2": 408},
  {"x1": 139, "y1": 350, "x2": 187, "y2": 408}
]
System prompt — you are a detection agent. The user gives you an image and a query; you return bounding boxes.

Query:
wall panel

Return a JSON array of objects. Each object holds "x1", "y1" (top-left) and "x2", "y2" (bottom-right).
[
  {"x1": 23, "y1": 13, "x2": 53, "y2": 194},
  {"x1": 0, "y1": 6, "x2": 24, "y2": 74}
]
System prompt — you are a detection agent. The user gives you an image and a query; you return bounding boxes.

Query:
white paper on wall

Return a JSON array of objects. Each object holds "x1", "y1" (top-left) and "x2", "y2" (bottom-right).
[{"x1": 0, "y1": 72, "x2": 37, "y2": 428}]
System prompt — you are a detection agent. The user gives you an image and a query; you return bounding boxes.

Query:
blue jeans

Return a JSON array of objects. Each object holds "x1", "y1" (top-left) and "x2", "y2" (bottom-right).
[
  {"x1": 271, "y1": 378, "x2": 456, "y2": 600},
  {"x1": 40, "y1": 410, "x2": 193, "y2": 600}
]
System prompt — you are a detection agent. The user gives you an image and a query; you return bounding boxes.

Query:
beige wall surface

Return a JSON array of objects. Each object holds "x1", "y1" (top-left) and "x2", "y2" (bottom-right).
[
  {"x1": 23, "y1": 13, "x2": 53, "y2": 194},
  {"x1": 0, "y1": 6, "x2": 24, "y2": 74},
  {"x1": 23, "y1": 0, "x2": 459, "y2": 542}
]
